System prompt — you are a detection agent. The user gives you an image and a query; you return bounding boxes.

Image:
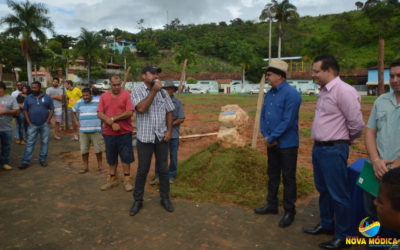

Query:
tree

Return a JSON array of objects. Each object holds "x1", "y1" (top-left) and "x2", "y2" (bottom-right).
[
  {"x1": 164, "y1": 18, "x2": 182, "y2": 30},
  {"x1": 260, "y1": 0, "x2": 298, "y2": 58},
  {"x1": 74, "y1": 28, "x2": 104, "y2": 85},
  {"x1": 228, "y1": 41, "x2": 260, "y2": 91},
  {"x1": 173, "y1": 41, "x2": 197, "y2": 65},
  {"x1": 355, "y1": 1, "x2": 364, "y2": 10},
  {"x1": 1, "y1": 0, "x2": 54, "y2": 84}
]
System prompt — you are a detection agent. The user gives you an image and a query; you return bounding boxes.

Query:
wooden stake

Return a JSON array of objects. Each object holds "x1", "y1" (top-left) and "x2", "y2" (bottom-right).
[
  {"x1": 251, "y1": 74, "x2": 266, "y2": 148},
  {"x1": 378, "y1": 39, "x2": 385, "y2": 96},
  {"x1": 122, "y1": 66, "x2": 131, "y2": 90},
  {"x1": 179, "y1": 132, "x2": 218, "y2": 139},
  {"x1": 177, "y1": 59, "x2": 188, "y2": 97}
]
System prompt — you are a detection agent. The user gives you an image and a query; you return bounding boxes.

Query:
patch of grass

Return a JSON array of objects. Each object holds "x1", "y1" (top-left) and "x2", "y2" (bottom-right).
[
  {"x1": 249, "y1": 109, "x2": 257, "y2": 118},
  {"x1": 299, "y1": 111, "x2": 315, "y2": 123},
  {"x1": 300, "y1": 128, "x2": 311, "y2": 137},
  {"x1": 201, "y1": 117, "x2": 219, "y2": 122},
  {"x1": 171, "y1": 143, "x2": 314, "y2": 207},
  {"x1": 361, "y1": 96, "x2": 377, "y2": 104},
  {"x1": 301, "y1": 95, "x2": 318, "y2": 102}
]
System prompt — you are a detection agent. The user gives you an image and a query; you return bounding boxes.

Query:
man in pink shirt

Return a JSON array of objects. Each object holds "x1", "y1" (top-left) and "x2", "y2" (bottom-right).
[
  {"x1": 303, "y1": 55, "x2": 364, "y2": 249},
  {"x1": 97, "y1": 75, "x2": 135, "y2": 192}
]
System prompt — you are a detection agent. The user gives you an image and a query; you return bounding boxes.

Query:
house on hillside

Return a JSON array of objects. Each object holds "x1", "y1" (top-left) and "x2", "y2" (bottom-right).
[
  {"x1": 102, "y1": 39, "x2": 137, "y2": 54},
  {"x1": 366, "y1": 67, "x2": 391, "y2": 94},
  {"x1": 67, "y1": 57, "x2": 123, "y2": 84}
]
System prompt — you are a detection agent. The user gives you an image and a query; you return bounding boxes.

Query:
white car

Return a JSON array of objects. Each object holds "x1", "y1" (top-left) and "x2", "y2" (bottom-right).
[
  {"x1": 249, "y1": 88, "x2": 267, "y2": 94},
  {"x1": 305, "y1": 89, "x2": 319, "y2": 96},
  {"x1": 189, "y1": 87, "x2": 207, "y2": 94},
  {"x1": 94, "y1": 82, "x2": 111, "y2": 90}
]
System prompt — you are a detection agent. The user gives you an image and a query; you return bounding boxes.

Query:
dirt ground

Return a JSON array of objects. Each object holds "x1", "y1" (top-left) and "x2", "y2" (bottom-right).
[{"x1": 0, "y1": 101, "x2": 372, "y2": 249}]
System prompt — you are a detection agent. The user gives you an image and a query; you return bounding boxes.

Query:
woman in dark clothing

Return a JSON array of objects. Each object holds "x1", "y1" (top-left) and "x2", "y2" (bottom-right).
[{"x1": 16, "y1": 85, "x2": 31, "y2": 144}]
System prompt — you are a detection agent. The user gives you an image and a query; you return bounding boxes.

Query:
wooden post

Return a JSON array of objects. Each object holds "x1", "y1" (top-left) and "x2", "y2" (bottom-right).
[
  {"x1": 122, "y1": 66, "x2": 131, "y2": 90},
  {"x1": 251, "y1": 74, "x2": 266, "y2": 148},
  {"x1": 34, "y1": 65, "x2": 37, "y2": 81},
  {"x1": 63, "y1": 84, "x2": 69, "y2": 130},
  {"x1": 177, "y1": 59, "x2": 188, "y2": 97},
  {"x1": 0, "y1": 64, "x2": 3, "y2": 81},
  {"x1": 378, "y1": 39, "x2": 385, "y2": 96}
]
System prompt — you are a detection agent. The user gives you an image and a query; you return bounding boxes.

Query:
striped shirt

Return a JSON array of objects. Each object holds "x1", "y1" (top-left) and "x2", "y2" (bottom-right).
[
  {"x1": 131, "y1": 84, "x2": 175, "y2": 143},
  {"x1": 72, "y1": 98, "x2": 102, "y2": 133}
]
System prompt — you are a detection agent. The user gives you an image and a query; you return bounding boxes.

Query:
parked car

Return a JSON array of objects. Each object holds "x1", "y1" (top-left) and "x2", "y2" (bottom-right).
[
  {"x1": 94, "y1": 82, "x2": 111, "y2": 90},
  {"x1": 249, "y1": 88, "x2": 267, "y2": 94},
  {"x1": 305, "y1": 89, "x2": 320, "y2": 96},
  {"x1": 189, "y1": 87, "x2": 207, "y2": 94}
]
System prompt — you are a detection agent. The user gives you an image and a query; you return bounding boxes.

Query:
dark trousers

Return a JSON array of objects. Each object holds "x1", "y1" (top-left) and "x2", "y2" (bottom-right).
[
  {"x1": 312, "y1": 143, "x2": 351, "y2": 240},
  {"x1": 266, "y1": 146, "x2": 298, "y2": 213},
  {"x1": 133, "y1": 137, "x2": 170, "y2": 201}
]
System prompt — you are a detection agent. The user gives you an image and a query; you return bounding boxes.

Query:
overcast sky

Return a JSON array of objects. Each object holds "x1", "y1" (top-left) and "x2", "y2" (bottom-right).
[{"x1": 0, "y1": 0, "x2": 361, "y2": 37}]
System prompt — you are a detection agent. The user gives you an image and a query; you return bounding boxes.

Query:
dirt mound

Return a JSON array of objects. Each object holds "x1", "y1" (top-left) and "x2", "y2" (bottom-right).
[{"x1": 170, "y1": 143, "x2": 314, "y2": 208}]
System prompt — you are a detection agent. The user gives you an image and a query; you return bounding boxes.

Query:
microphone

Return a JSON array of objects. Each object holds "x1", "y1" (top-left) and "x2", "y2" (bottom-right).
[{"x1": 153, "y1": 78, "x2": 166, "y2": 98}]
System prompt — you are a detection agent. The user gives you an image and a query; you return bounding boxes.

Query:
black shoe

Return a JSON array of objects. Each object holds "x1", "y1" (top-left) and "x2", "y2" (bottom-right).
[
  {"x1": 319, "y1": 238, "x2": 350, "y2": 249},
  {"x1": 129, "y1": 201, "x2": 143, "y2": 216},
  {"x1": 303, "y1": 224, "x2": 334, "y2": 235},
  {"x1": 161, "y1": 199, "x2": 174, "y2": 212},
  {"x1": 254, "y1": 204, "x2": 278, "y2": 214},
  {"x1": 18, "y1": 163, "x2": 30, "y2": 170},
  {"x1": 40, "y1": 161, "x2": 48, "y2": 167},
  {"x1": 278, "y1": 212, "x2": 295, "y2": 227}
]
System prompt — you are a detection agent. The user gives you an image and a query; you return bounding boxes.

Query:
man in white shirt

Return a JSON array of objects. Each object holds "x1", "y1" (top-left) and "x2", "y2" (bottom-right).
[{"x1": 11, "y1": 81, "x2": 23, "y2": 144}]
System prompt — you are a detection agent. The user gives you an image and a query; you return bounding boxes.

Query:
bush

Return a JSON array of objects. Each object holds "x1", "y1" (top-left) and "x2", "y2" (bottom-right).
[{"x1": 186, "y1": 77, "x2": 197, "y2": 84}]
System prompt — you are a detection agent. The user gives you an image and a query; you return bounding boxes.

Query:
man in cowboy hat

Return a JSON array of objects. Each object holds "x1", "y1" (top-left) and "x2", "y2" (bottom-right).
[
  {"x1": 150, "y1": 80, "x2": 185, "y2": 184},
  {"x1": 254, "y1": 59, "x2": 302, "y2": 228}
]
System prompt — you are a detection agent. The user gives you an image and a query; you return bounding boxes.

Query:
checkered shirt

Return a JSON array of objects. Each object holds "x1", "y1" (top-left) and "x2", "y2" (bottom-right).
[{"x1": 131, "y1": 84, "x2": 175, "y2": 143}]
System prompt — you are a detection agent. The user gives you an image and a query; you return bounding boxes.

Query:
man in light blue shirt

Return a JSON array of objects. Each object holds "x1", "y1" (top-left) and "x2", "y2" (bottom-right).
[
  {"x1": 72, "y1": 88, "x2": 103, "y2": 173},
  {"x1": 365, "y1": 58, "x2": 400, "y2": 220}
]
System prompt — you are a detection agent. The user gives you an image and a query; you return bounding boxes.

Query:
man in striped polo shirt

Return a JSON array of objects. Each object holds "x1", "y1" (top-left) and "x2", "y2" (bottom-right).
[{"x1": 72, "y1": 88, "x2": 103, "y2": 173}]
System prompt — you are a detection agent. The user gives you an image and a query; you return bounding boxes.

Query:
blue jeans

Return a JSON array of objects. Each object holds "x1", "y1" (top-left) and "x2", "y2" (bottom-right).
[
  {"x1": 312, "y1": 143, "x2": 351, "y2": 240},
  {"x1": 155, "y1": 138, "x2": 179, "y2": 179},
  {"x1": 22, "y1": 123, "x2": 50, "y2": 165},
  {"x1": 15, "y1": 111, "x2": 27, "y2": 141},
  {"x1": 0, "y1": 130, "x2": 12, "y2": 165}
]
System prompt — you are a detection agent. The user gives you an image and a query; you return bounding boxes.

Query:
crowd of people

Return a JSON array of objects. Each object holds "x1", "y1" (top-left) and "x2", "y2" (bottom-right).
[{"x1": 1, "y1": 57, "x2": 399, "y2": 249}]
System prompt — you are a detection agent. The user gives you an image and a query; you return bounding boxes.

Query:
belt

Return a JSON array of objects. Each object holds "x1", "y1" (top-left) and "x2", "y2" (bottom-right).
[{"x1": 314, "y1": 140, "x2": 349, "y2": 146}]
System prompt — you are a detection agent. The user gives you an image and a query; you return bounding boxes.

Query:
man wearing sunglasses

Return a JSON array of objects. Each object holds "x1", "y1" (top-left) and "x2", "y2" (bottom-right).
[{"x1": 255, "y1": 59, "x2": 302, "y2": 228}]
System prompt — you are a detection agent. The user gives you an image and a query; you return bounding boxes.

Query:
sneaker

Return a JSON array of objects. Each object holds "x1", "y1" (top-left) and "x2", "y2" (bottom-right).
[
  {"x1": 18, "y1": 163, "x2": 30, "y2": 170},
  {"x1": 15, "y1": 139, "x2": 21, "y2": 144},
  {"x1": 20, "y1": 140, "x2": 26, "y2": 145},
  {"x1": 123, "y1": 176, "x2": 133, "y2": 192},
  {"x1": 40, "y1": 161, "x2": 48, "y2": 167},
  {"x1": 149, "y1": 177, "x2": 159, "y2": 185},
  {"x1": 169, "y1": 178, "x2": 175, "y2": 184},
  {"x1": 2, "y1": 164, "x2": 13, "y2": 170},
  {"x1": 100, "y1": 175, "x2": 119, "y2": 191}
]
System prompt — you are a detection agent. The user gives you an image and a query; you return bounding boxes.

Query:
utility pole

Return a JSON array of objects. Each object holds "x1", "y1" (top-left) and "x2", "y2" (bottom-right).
[{"x1": 378, "y1": 39, "x2": 385, "y2": 96}]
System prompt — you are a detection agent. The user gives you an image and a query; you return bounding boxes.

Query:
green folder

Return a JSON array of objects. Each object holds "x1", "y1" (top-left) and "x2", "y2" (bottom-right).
[{"x1": 356, "y1": 161, "x2": 380, "y2": 197}]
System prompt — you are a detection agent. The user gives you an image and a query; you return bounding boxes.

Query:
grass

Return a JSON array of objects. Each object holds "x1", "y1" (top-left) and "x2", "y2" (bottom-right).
[
  {"x1": 299, "y1": 128, "x2": 311, "y2": 137},
  {"x1": 201, "y1": 117, "x2": 219, "y2": 122},
  {"x1": 170, "y1": 143, "x2": 314, "y2": 207}
]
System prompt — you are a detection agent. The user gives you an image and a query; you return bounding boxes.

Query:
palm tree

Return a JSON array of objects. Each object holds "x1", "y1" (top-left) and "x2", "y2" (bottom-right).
[
  {"x1": 260, "y1": 0, "x2": 298, "y2": 58},
  {"x1": 1, "y1": 0, "x2": 54, "y2": 84},
  {"x1": 74, "y1": 28, "x2": 104, "y2": 85}
]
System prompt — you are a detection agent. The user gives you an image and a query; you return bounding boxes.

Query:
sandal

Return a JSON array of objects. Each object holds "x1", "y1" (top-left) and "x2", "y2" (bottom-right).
[{"x1": 79, "y1": 168, "x2": 88, "y2": 174}]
